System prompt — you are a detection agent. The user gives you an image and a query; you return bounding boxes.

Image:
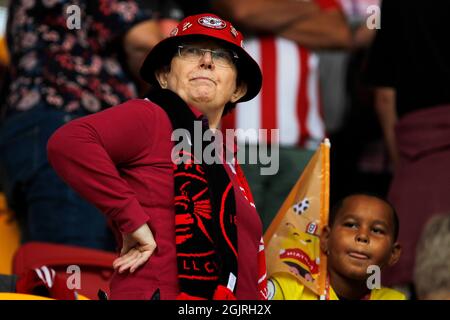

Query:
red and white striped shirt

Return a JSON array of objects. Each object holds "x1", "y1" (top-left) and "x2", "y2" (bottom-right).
[
  {"x1": 221, "y1": 36, "x2": 325, "y2": 149},
  {"x1": 221, "y1": 0, "x2": 342, "y2": 149}
]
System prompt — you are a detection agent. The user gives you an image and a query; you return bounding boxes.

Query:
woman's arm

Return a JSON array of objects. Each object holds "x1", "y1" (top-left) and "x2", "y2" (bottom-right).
[
  {"x1": 47, "y1": 100, "x2": 154, "y2": 233},
  {"x1": 278, "y1": 8, "x2": 351, "y2": 50},
  {"x1": 213, "y1": 0, "x2": 320, "y2": 33},
  {"x1": 213, "y1": 0, "x2": 351, "y2": 49},
  {"x1": 47, "y1": 99, "x2": 162, "y2": 271},
  {"x1": 374, "y1": 87, "x2": 399, "y2": 169}
]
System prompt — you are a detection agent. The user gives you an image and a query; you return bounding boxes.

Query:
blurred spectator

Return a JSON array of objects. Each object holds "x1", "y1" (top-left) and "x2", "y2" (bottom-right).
[
  {"x1": 319, "y1": 0, "x2": 389, "y2": 206},
  {"x1": 0, "y1": 0, "x2": 160, "y2": 251},
  {"x1": 339, "y1": 0, "x2": 378, "y2": 48},
  {"x1": 414, "y1": 214, "x2": 450, "y2": 300},
  {"x1": 0, "y1": 5, "x2": 9, "y2": 114},
  {"x1": 366, "y1": 0, "x2": 450, "y2": 288},
  {"x1": 151, "y1": 0, "x2": 183, "y2": 36},
  {"x1": 215, "y1": 0, "x2": 351, "y2": 229},
  {"x1": 320, "y1": 0, "x2": 378, "y2": 135},
  {"x1": 133, "y1": 0, "x2": 184, "y2": 95}
]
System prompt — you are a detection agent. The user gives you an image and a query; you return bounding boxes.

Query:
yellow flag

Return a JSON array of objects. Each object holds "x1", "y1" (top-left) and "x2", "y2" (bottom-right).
[{"x1": 264, "y1": 139, "x2": 330, "y2": 297}]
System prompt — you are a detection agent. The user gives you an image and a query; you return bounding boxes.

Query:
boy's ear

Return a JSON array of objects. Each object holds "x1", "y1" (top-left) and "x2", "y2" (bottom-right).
[
  {"x1": 320, "y1": 226, "x2": 331, "y2": 254},
  {"x1": 388, "y1": 242, "x2": 402, "y2": 267}
]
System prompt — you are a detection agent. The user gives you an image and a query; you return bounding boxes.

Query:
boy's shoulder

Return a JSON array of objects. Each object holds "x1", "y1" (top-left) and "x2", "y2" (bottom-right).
[
  {"x1": 269, "y1": 273, "x2": 407, "y2": 300},
  {"x1": 269, "y1": 273, "x2": 317, "y2": 300},
  {"x1": 370, "y1": 287, "x2": 407, "y2": 300}
]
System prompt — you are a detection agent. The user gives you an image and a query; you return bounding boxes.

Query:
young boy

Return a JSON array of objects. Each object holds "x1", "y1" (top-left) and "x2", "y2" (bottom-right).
[{"x1": 268, "y1": 193, "x2": 405, "y2": 300}]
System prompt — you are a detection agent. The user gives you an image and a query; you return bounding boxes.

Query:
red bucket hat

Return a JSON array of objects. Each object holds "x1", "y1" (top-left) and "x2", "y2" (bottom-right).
[{"x1": 139, "y1": 13, "x2": 262, "y2": 103}]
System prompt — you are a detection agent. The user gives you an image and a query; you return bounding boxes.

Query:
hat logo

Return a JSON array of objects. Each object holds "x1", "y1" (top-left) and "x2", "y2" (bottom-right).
[
  {"x1": 170, "y1": 27, "x2": 178, "y2": 37},
  {"x1": 198, "y1": 16, "x2": 226, "y2": 29},
  {"x1": 182, "y1": 22, "x2": 192, "y2": 31},
  {"x1": 230, "y1": 25, "x2": 238, "y2": 38}
]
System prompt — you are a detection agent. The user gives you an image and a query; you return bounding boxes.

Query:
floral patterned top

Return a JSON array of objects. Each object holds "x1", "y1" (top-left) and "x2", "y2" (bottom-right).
[{"x1": 4, "y1": 0, "x2": 152, "y2": 116}]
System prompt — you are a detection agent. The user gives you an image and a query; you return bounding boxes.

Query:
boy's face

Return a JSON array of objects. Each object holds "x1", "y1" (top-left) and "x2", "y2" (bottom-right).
[{"x1": 321, "y1": 195, "x2": 401, "y2": 281}]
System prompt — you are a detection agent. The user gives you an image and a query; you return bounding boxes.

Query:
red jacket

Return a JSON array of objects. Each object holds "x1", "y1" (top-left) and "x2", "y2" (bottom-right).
[{"x1": 47, "y1": 97, "x2": 265, "y2": 299}]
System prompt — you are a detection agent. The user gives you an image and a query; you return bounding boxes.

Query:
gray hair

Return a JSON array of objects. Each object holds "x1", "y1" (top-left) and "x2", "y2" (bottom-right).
[{"x1": 413, "y1": 214, "x2": 450, "y2": 299}]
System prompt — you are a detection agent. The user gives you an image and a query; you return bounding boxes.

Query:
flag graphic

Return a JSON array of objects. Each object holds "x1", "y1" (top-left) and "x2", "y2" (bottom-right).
[{"x1": 264, "y1": 139, "x2": 330, "y2": 296}]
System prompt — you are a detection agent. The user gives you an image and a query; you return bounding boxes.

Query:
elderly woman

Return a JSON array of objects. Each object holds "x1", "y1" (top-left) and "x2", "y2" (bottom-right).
[{"x1": 47, "y1": 14, "x2": 266, "y2": 300}]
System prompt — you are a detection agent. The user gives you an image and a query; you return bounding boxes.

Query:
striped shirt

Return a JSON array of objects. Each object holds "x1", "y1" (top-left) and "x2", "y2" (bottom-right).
[
  {"x1": 221, "y1": 0, "x2": 342, "y2": 149},
  {"x1": 222, "y1": 36, "x2": 325, "y2": 149}
]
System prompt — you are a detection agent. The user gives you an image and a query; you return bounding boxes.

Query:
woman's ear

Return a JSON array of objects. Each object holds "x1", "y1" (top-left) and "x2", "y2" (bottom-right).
[
  {"x1": 388, "y1": 242, "x2": 402, "y2": 267},
  {"x1": 320, "y1": 226, "x2": 331, "y2": 255},
  {"x1": 155, "y1": 67, "x2": 169, "y2": 89},
  {"x1": 230, "y1": 82, "x2": 247, "y2": 103}
]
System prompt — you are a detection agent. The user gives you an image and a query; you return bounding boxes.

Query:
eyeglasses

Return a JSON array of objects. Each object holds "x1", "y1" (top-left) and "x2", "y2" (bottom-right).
[{"x1": 177, "y1": 45, "x2": 238, "y2": 68}]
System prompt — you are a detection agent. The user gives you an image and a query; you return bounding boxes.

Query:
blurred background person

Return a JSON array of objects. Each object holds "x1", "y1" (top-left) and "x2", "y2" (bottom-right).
[
  {"x1": 319, "y1": 0, "x2": 389, "y2": 206},
  {"x1": 315, "y1": 0, "x2": 379, "y2": 139},
  {"x1": 414, "y1": 214, "x2": 450, "y2": 300},
  {"x1": 0, "y1": 0, "x2": 161, "y2": 251},
  {"x1": 133, "y1": 0, "x2": 184, "y2": 95},
  {"x1": 0, "y1": 3, "x2": 9, "y2": 112},
  {"x1": 366, "y1": 0, "x2": 450, "y2": 295},
  {"x1": 214, "y1": 0, "x2": 352, "y2": 230}
]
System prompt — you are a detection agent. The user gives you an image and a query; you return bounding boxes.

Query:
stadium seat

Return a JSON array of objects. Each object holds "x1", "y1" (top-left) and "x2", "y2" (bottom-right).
[{"x1": 13, "y1": 242, "x2": 116, "y2": 300}]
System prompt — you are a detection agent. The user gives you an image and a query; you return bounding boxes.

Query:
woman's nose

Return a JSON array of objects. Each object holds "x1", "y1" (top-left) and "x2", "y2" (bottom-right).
[{"x1": 199, "y1": 51, "x2": 214, "y2": 68}]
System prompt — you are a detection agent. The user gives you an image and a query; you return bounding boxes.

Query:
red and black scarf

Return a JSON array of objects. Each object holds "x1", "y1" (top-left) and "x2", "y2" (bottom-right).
[{"x1": 147, "y1": 89, "x2": 238, "y2": 299}]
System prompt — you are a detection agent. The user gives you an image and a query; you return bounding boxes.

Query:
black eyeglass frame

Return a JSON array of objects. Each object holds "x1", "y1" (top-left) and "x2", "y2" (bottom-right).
[{"x1": 176, "y1": 45, "x2": 239, "y2": 66}]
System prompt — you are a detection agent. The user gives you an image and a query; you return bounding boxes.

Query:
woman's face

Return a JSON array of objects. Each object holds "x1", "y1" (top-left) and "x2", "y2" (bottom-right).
[{"x1": 155, "y1": 40, "x2": 247, "y2": 115}]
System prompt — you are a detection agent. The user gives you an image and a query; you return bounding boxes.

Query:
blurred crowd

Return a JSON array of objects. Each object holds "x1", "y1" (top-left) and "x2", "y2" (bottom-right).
[{"x1": 0, "y1": 0, "x2": 449, "y2": 300}]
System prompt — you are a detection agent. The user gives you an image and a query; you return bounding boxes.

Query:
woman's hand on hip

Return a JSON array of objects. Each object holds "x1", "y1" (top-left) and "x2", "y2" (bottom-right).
[{"x1": 112, "y1": 223, "x2": 157, "y2": 274}]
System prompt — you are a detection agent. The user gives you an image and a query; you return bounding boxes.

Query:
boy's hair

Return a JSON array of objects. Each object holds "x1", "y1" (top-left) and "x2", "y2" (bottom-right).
[
  {"x1": 414, "y1": 214, "x2": 450, "y2": 299},
  {"x1": 329, "y1": 192, "x2": 400, "y2": 241}
]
